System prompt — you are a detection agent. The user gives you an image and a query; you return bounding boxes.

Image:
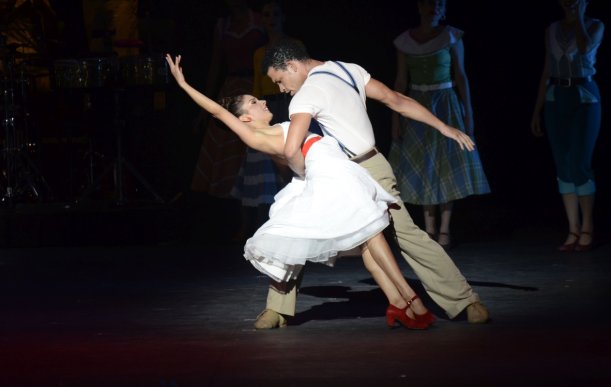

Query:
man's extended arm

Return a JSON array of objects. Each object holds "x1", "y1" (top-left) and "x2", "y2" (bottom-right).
[{"x1": 365, "y1": 78, "x2": 475, "y2": 151}]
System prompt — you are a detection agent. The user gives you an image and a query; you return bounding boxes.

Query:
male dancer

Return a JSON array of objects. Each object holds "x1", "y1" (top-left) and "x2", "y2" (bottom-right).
[{"x1": 255, "y1": 39, "x2": 488, "y2": 328}]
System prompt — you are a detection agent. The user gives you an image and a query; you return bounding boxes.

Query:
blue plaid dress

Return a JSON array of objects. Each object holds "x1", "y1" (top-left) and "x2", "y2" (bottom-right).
[{"x1": 389, "y1": 26, "x2": 490, "y2": 205}]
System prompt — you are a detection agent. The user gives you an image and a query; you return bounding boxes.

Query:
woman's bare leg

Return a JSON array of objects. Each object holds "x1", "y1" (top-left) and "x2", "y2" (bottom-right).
[
  {"x1": 578, "y1": 194, "x2": 594, "y2": 245},
  {"x1": 438, "y1": 201, "x2": 454, "y2": 247},
  {"x1": 562, "y1": 193, "x2": 581, "y2": 245},
  {"x1": 423, "y1": 205, "x2": 437, "y2": 237},
  {"x1": 361, "y1": 233, "x2": 428, "y2": 315},
  {"x1": 361, "y1": 248, "x2": 406, "y2": 309}
]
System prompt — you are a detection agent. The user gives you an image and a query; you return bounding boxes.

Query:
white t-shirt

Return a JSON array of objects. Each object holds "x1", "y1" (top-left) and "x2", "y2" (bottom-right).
[{"x1": 288, "y1": 61, "x2": 376, "y2": 155}]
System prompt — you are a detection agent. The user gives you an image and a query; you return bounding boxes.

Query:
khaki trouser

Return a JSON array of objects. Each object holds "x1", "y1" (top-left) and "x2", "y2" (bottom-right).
[{"x1": 266, "y1": 152, "x2": 479, "y2": 319}]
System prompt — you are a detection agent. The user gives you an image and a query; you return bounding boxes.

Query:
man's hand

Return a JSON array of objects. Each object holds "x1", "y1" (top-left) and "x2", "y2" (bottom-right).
[{"x1": 438, "y1": 125, "x2": 475, "y2": 151}]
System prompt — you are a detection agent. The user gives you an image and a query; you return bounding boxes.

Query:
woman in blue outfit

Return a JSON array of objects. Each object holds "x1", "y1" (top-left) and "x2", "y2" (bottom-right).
[
  {"x1": 230, "y1": 0, "x2": 293, "y2": 240},
  {"x1": 230, "y1": 0, "x2": 321, "y2": 239},
  {"x1": 388, "y1": 0, "x2": 490, "y2": 249},
  {"x1": 531, "y1": 0, "x2": 604, "y2": 252}
]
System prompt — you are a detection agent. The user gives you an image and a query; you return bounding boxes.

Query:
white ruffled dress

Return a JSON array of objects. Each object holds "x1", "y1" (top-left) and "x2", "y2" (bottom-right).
[{"x1": 244, "y1": 122, "x2": 396, "y2": 282}]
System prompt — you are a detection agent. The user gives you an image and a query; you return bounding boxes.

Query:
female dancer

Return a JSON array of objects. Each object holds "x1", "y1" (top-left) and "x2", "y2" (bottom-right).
[
  {"x1": 389, "y1": 0, "x2": 490, "y2": 249},
  {"x1": 531, "y1": 0, "x2": 604, "y2": 252},
  {"x1": 167, "y1": 54, "x2": 435, "y2": 329}
]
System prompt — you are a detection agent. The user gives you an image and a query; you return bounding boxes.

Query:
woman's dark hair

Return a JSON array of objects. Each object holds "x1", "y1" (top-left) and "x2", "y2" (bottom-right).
[{"x1": 218, "y1": 95, "x2": 245, "y2": 117}]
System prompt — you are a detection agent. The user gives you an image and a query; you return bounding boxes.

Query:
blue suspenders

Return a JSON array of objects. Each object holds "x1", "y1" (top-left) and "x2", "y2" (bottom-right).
[
  {"x1": 309, "y1": 61, "x2": 361, "y2": 158},
  {"x1": 311, "y1": 61, "x2": 360, "y2": 95}
]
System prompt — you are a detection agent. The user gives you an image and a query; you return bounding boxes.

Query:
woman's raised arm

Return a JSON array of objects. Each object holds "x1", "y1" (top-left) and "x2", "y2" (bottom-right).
[{"x1": 166, "y1": 54, "x2": 278, "y2": 155}]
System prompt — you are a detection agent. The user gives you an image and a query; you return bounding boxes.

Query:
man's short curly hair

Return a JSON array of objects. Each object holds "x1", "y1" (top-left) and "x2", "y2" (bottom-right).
[{"x1": 262, "y1": 39, "x2": 311, "y2": 73}]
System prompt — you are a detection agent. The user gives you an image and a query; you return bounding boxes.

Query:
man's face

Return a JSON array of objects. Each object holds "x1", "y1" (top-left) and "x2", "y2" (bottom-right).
[{"x1": 267, "y1": 62, "x2": 305, "y2": 96}]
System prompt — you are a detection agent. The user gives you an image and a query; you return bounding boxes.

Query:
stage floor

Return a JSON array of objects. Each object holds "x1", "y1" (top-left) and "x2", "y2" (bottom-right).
[{"x1": 1, "y1": 223, "x2": 610, "y2": 386}]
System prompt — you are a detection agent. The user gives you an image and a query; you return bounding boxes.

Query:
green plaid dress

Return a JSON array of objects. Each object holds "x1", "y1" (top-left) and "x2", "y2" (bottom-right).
[{"x1": 389, "y1": 26, "x2": 490, "y2": 205}]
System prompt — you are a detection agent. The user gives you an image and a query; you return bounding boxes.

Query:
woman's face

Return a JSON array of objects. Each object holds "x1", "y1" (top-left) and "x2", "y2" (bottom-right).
[
  {"x1": 261, "y1": 3, "x2": 284, "y2": 32},
  {"x1": 240, "y1": 95, "x2": 273, "y2": 123},
  {"x1": 559, "y1": 0, "x2": 586, "y2": 14},
  {"x1": 418, "y1": 0, "x2": 446, "y2": 21}
]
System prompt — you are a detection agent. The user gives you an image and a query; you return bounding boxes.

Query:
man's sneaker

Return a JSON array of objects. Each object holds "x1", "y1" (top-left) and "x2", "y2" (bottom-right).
[
  {"x1": 254, "y1": 309, "x2": 288, "y2": 329},
  {"x1": 467, "y1": 301, "x2": 489, "y2": 324}
]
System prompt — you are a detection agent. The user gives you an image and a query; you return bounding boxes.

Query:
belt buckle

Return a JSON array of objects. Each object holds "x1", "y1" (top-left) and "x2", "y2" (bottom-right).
[{"x1": 559, "y1": 78, "x2": 571, "y2": 87}]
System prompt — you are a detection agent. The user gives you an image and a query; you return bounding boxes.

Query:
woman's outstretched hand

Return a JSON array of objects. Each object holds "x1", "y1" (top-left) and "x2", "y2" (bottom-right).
[{"x1": 166, "y1": 54, "x2": 186, "y2": 86}]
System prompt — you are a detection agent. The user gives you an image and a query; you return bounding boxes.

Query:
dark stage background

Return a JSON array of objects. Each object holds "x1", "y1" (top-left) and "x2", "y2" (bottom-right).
[{"x1": 2, "y1": 0, "x2": 609, "y2": 245}]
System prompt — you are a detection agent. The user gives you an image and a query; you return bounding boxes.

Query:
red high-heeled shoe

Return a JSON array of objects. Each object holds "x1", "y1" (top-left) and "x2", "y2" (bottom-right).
[
  {"x1": 558, "y1": 232, "x2": 580, "y2": 252},
  {"x1": 386, "y1": 304, "x2": 428, "y2": 329},
  {"x1": 574, "y1": 231, "x2": 594, "y2": 252},
  {"x1": 407, "y1": 295, "x2": 436, "y2": 326}
]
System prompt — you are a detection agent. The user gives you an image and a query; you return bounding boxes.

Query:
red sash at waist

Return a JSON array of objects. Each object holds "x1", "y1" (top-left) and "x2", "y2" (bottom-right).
[{"x1": 301, "y1": 136, "x2": 322, "y2": 158}]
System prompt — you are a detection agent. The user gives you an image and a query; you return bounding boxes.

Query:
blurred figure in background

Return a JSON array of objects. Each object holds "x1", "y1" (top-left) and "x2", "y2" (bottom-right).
[
  {"x1": 230, "y1": 0, "x2": 293, "y2": 240},
  {"x1": 388, "y1": 0, "x2": 490, "y2": 250},
  {"x1": 190, "y1": 0, "x2": 265, "y2": 199},
  {"x1": 531, "y1": 0, "x2": 604, "y2": 252},
  {"x1": 230, "y1": 0, "x2": 322, "y2": 239},
  {"x1": 81, "y1": 0, "x2": 139, "y2": 56},
  {"x1": 0, "y1": 0, "x2": 58, "y2": 58}
]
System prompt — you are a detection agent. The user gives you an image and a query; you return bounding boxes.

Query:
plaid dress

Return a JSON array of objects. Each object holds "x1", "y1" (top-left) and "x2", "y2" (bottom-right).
[{"x1": 388, "y1": 26, "x2": 490, "y2": 205}]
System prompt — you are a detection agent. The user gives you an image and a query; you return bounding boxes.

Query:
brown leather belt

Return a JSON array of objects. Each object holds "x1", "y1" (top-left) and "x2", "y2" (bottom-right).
[
  {"x1": 550, "y1": 77, "x2": 591, "y2": 87},
  {"x1": 351, "y1": 148, "x2": 379, "y2": 164}
]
